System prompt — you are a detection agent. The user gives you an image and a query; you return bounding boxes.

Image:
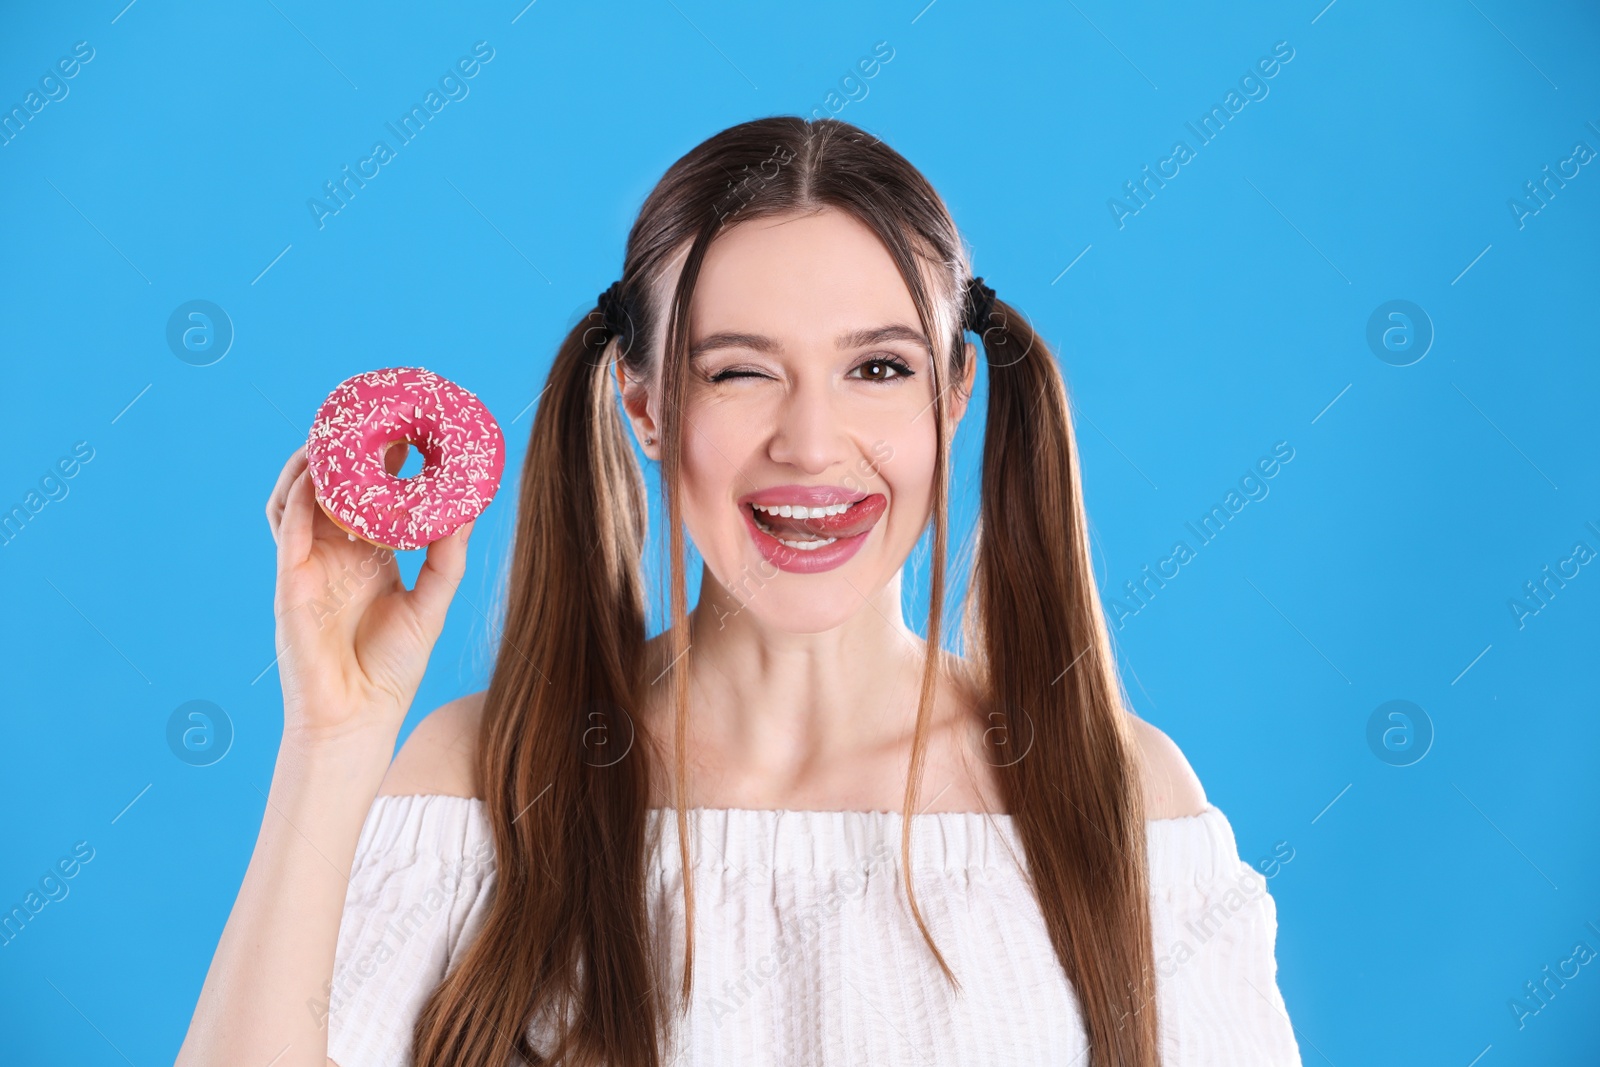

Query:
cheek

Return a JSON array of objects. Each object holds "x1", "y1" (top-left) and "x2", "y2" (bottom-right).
[
  {"x1": 879, "y1": 430, "x2": 938, "y2": 534},
  {"x1": 676, "y1": 407, "x2": 760, "y2": 552}
]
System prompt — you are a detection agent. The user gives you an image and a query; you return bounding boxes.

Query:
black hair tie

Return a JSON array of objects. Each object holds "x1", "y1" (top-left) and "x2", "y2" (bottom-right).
[
  {"x1": 963, "y1": 276, "x2": 997, "y2": 334},
  {"x1": 595, "y1": 280, "x2": 631, "y2": 349}
]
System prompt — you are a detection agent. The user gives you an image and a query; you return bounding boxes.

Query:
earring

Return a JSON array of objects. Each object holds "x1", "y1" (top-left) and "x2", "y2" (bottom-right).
[{"x1": 644, "y1": 435, "x2": 655, "y2": 446}]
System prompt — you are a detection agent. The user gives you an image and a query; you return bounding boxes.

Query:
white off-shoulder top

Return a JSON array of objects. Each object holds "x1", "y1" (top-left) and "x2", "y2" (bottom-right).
[{"x1": 326, "y1": 795, "x2": 1302, "y2": 1066}]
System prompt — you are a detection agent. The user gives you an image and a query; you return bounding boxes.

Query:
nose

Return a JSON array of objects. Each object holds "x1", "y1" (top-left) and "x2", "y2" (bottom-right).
[{"x1": 766, "y1": 376, "x2": 853, "y2": 475}]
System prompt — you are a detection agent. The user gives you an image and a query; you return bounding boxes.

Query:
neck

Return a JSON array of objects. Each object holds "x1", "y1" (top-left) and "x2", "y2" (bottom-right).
[{"x1": 649, "y1": 565, "x2": 934, "y2": 801}]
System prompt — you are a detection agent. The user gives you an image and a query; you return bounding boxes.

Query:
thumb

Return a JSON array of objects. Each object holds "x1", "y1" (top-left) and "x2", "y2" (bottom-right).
[{"x1": 408, "y1": 519, "x2": 474, "y2": 636}]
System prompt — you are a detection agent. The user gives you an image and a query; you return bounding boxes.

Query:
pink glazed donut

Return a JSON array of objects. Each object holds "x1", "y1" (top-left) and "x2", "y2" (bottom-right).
[{"x1": 305, "y1": 367, "x2": 505, "y2": 551}]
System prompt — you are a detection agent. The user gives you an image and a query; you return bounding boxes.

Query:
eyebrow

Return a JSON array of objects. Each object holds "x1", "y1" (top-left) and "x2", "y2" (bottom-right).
[{"x1": 688, "y1": 323, "x2": 931, "y2": 361}]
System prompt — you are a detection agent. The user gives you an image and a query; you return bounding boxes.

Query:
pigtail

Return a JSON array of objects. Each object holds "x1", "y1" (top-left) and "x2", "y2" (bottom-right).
[
  {"x1": 966, "y1": 295, "x2": 1161, "y2": 1066},
  {"x1": 412, "y1": 301, "x2": 665, "y2": 1067}
]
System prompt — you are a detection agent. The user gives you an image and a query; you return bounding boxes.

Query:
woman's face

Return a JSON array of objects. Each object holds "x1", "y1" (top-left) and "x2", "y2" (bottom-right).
[{"x1": 621, "y1": 206, "x2": 975, "y2": 635}]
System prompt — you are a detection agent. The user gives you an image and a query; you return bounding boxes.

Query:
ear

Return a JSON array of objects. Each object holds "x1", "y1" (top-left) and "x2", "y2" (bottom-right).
[
  {"x1": 613, "y1": 353, "x2": 660, "y2": 461},
  {"x1": 949, "y1": 340, "x2": 980, "y2": 426}
]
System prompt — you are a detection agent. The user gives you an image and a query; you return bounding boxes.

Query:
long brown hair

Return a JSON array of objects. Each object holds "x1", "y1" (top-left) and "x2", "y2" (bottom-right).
[{"x1": 411, "y1": 116, "x2": 1158, "y2": 1066}]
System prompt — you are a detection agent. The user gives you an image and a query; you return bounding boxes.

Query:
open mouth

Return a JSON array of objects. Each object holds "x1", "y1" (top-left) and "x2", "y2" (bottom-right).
[
  {"x1": 735, "y1": 486, "x2": 888, "y2": 574},
  {"x1": 745, "y1": 495, "x2": 886, "y2": 552}
]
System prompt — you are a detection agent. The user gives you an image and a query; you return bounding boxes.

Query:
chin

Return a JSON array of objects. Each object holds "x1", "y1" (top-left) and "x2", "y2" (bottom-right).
[{"x1": 703, "y1": 538, "x2": 894, "y2": 634}]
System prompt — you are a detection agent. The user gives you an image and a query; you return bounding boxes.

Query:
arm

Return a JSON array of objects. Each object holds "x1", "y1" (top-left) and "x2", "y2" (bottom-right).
[
  {"x1": 182, "y1": 733, "x2": 391, "y2": 1067},
  {"x1": 175, "y1": 448, "x2": 474, "y2": 1067}
]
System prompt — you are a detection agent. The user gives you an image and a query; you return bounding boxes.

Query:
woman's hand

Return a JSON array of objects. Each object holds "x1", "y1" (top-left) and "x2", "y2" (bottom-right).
[
  {"x1": 177, "y1": 443, "x2": 473, "y2": 1067},
  {"x1": 264, "y1": 445, "x2": 473, "y2": 746}
]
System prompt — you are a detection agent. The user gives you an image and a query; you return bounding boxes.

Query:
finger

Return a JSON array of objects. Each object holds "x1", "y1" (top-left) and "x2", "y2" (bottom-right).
[
  {"x1": 407, "y1": 520, "x2": 473, "y2": 636},
  {"x1": 266, "y1": 447, "x2": 308, "y2": 544},
  {"x1": 277, "y1": 467, "x2": 317, "y2": 574},
  {"x1": 383, "y1": 441, "x2": 411, "y2": 477},
  {"x1": 308, "y1": 482, "x2": 351, "y2": 545}
]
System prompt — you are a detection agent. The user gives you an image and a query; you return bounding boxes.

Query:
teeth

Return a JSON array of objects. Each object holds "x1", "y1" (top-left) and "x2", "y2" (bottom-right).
[
  {"x1": 749, "y1": 508, "x2": 843, "y2": 550},
  {"x1": 751, "y1": 501, "x2": 852, "y2": 519},
  {"x1": 776, "y1": 535, "x2": 838, "y2": 550}
]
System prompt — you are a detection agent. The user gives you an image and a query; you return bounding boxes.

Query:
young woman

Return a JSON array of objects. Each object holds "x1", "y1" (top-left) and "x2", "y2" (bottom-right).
[{"x1": 178, "y1": 117, "x2": 1301, "y2": 1067}]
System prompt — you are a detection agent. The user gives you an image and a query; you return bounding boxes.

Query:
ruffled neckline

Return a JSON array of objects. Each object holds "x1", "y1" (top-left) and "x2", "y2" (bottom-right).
[{"x1": 363, "y1": 794, "x2": 1246, "y2": 888}]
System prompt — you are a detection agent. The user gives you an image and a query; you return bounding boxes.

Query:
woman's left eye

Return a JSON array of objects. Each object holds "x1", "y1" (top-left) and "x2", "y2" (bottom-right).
[{"x1": 850, "y1": 357, "x2": 914, "y2": 383}]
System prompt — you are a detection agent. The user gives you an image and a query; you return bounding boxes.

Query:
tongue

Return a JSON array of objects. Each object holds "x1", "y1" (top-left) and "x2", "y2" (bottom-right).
[{"x1": 756, "y1": 495, "x2": 886, "y2": 540}]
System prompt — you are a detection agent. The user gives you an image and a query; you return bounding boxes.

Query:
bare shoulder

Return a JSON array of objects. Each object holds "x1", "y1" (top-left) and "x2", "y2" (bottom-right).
[
  {"x1": 1125, "y1": 713, "x2": 1209, "y2": 820},
  {"x1": 377, "y1": 690, "x2": 486, "y2": 799}
]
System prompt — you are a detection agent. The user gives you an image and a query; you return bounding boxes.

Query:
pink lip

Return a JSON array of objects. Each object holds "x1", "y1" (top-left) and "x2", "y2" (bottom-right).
[{"x1": 738, "y1": 490, "x2": 886, "y2": 575}]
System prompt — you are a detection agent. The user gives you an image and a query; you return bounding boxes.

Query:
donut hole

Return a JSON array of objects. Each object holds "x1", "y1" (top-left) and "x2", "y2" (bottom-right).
[{"x1": 383, "y1": 439, "x2": 427, "y2": 481}]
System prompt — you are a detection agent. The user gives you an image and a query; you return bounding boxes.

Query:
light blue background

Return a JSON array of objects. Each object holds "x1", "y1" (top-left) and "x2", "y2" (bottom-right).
[{"x1": 2, "y1": 1, "x2": 1596, "y2": 1063}]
